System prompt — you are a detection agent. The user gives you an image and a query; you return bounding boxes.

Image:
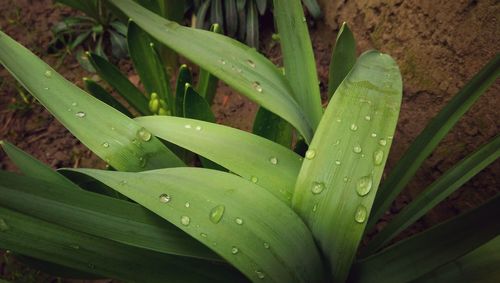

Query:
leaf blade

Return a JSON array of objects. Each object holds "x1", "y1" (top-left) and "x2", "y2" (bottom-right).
[
  {"x1": 328, "y1": 22, "x2": 356, "y2": 98},
  {"x1": 292, "y1": 51, "x2": 402, "y2": 282}
]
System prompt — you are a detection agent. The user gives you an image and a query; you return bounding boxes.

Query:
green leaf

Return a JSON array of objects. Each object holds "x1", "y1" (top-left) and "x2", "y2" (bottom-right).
[
  {"x1": 0, "y1": 30, "x2": 184, "y2": 171},
  {"x1": 88, "y1": 52, "x2": 151, "y2": 115},
  {"x1": 292, "y1": 51, "x2": 402, "y2": 282},
  {"x1": 0, "y1": 141, "x2": 78, "y2": 189},
  {"x1": 349, "y1": 195, "x2": 500, "y2": 283},
  {"x1": 253, "y1": 107, "x2": 293, "y2": 148},
  {"x1": 328, "y1": 22, "x2": 356, "y2": 98},
  {"x1": 362, "y1": 135, "x2": 500, "y2": 256},
  {"x1": 195, "y1": 0, "x2": 211, "y2": 29},
  {"x1": 0, "y1": 171, "x2": 218, "y2": 261},
  {"x1": 273, "y1": 0, "x2": 323, "y2": 130},
  {"x1": 369, "y1": 55, "x2": 500, "y2": 229},
  {"x1": 224, "y1": 0, "x2": 238, "y2": 36},
  {"x1": 71, "y1": 167, "x2": 325, "y2": 282},
  {"x1": 128, "y1": 21, "x2": 173, "y2": 111},
  {"x1": 414, "y1": 236, "x2": 500, "y2": 283},
  {"x1": 136, "y1": 115, "x2": 302, "y2": 204},
  {"x1": 183, "y1": 84, "x2": 225, "y2": 171},
  {"x1": 302, "y1": 0, "x2": 322, "y2": 18},
  {"x1": 210, "y1": 0, "x2": 224, "y2": 28},
  {"x1": 197, "y1": 23, "x2": 222, "y2": 105},
  {"x1": 109, "y1": 30, "x2": 128, "y2": 58},
  {"x1": 255, "y1": 0, "x2": 267, "y2": 15},
  {"x1": 245, "y1": 0, "x2": 259, "y2": 48},
  {"x1": 56, "y1": 0, "x2": 99, "y2": 17},
  {"x1": 175, "y1": 64, "x2": 193, "y2": 117},
  {"x1": 83, "y1": 77, "x2": 133, "y2": 117},
  {"x1": 0, "y1": 206, "x2": 245, "y2": 282},
  {"x1": 108, "y1": 0, "x2": 314, "y2": 143}
]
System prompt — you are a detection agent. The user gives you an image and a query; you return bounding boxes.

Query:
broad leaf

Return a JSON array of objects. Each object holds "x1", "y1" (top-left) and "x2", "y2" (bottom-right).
[
  {"x1": 292, "y1": 51, "x2": 402, "y2": 282},
  {"x1": 0, "y1": 171, "x2": 218, "y2": 261},
  {"x1": 0, "y1": 206, "x2": 244, "y2": 282},
  {"x1": 108, "y1": 0, "x2": 314, "y2": 142},
  {"x1": 72, "y1": 168, "x2": 325, "y2": 282},
  {"x1": 136, "y1": 116, "x2": 302, "y2": 204},
  {"x1": 0, "y1": 31, "x2": 184, "y2": 171}
]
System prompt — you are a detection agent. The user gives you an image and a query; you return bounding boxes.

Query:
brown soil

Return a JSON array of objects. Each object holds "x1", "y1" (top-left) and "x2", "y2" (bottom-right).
[{"x1": 0, "y1": 0, "x2": 498, "y2": 281}]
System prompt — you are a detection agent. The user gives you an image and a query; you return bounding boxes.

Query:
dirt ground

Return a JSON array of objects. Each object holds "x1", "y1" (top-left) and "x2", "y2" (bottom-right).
[{"x1": 0, "y1": 0, "x2": 498, "y2": 281}]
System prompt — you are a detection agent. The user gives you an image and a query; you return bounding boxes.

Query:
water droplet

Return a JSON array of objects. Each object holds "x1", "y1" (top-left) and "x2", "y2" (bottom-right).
[
  {"x1": 305, "y1": 149, "x2": 316, "y2": 159},
  {"x1": 343, "y1": 177, "x2": 349, "y2": 183},
  {"x1": 336, "y1": 118, "x2": 342, "y2": 123},
  {"x1": 371, "y1": 133, "x2": 377, "y2": 138},
  {"x1": 184, "y1": 124, "x2": 192, "y2": 129},
  {"x1": 335, "y1": 160, "x2": 341, "y2": 165},
  {"x1": 365, "y1": 115, "x2": 371, "y2": 121},
  {"x1": 311, "y1": 182, "x2": 326, "y2": 195},
  {"x1": 139, "y1": 156, "x2": 147, "y2": 167},
  {"x1": 75, "y1": 111, "x2": 86, "y2": 118},
  {"x1": 195, "y1": 125, "x2": 202, "y2": 131},
  {"x1": 43, "y1": 87, "x2": 49, "y2": 90},
  {"x1": 102, "y1": 142, "x2": 110, "y2": 148},
  {"x1": 302, "y1": 16, "x2": 307, "y2": 22},
  {"x1": 137, "y1": 128, "x2": 152, "y2": 141},
  {"x1": 354, "y1": 205, "x2": 368, "y2": 223},
  {"x1": 185, "y1": 202, "x2": 190, "y2": 208},
  {"x1": 119, "y1": 180, "x2": 127, "y2": 185},
  {"x1": 180, "y1": 215, "x2": 191, "y2": 226},
  {"x1": 255, "y1": 270, "x2": 266, "y2": 279},
  {"x1": 250, "y1": 176, "x2": 258, "y2": 183},
  {"x1": 373, "y1": 150, "x2": 384, "y2": 166},
  {"x1": 88, "y1": 263, "x2": 96, "y2": 269},
  {"x1": 356, "y1": 176, "x2": 373, "y2": 197},
  {"x1": 350, "y1": 124, "x2": 358, "y2": 131},
  {"x1": 159, "y1": 194, "x2": 171, "y2": 203},
  {"x1": 231, "y1": 246, "x2": 239, "y2": 254},
  {"x1": 234, "y1": 217, "x2": 244, "y2": 225},
  {"x1": 0, "y1": 219, "x2": 9, "y2": 232},
  {"x1": 312, "y1": 204, "x2": 318, "y2": 212},
  {"x1": 333, "y1": 140, "x2": 340, "y2": 146},
  {"x1": 70, "y1": 244, "x2": 80, "y2": 250},
  {"x1": 209, "y1": 205, "x2": 225, "y2": 224},
  {"x1": 219, "y1": 58, "x2": 226, "y2": 65},
  {"x1": 44, "y1": 70, "x2": 52, "y2": 78},
  {"x1": 247, "y1": 59, "x2": 256, "y2": 68},
  {"x1": 111, "y1": 127, "x2": 116, "y2": 131},
  {"x1": 200, "y1": 233, "x2": 207, "y2": 238},
  {"x1": 252, "y1": 81, "x2": 263, "y2": 93},
  {"x1": 387, "y1": 136, "x2": 394, "y2": 140},
  {"x1": 269, "y1": 157, "x2": 278, "y2": 165},
  {"x1": 71, "y1": 102, "x2": 78, "y2": 107},
  {"x1": 379, "y1": 139, "x2": 387, "y2": 146},
  {"x1": 353, "y1": 144, "x2": 362, "y2": 153}
]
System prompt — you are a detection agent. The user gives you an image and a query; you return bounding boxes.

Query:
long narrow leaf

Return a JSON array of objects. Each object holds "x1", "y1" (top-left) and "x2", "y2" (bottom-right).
[
  {"x1": 302, "y1": 0, "x2": 322, "y2": 18},
  {"x1": 0, "y1": 31, "x2": 184, "y2": 171},
  {"x1": 362, "y1": 135, "x2": 500, "y2": 255},
  {"x1": 128, "y1": 21, "x2": 173, "y2": 112},
  {"x1": 108, "y1": 0, "x2": 314, "y2": 142},
  {"x1": 83, "y1": 77, "x2": 133, "y2": 117},
  {"x1": 369, "y1": 55, "x2": 500, "y2": 228},
  {"x1": 197, "y1": 23, "x2": 222, "y2": 105},
  {"x1": 328, "y1": 22, "x2": 356, "y2": 98},
  {"x1": 0, "y1": 141, "x2": 78, "y2": 189},
  {"x1": 414, "y1": 236, "x2": 500, "y2": 283},
  {"x1": 89, "y1": 52, "x2": 151, "y2": 115},
  {"x1": 136, "y1": 116, "x2": 302, "y2": 204},
  {"x1": 245, "y1": 0, "x2": 259, "y2": 48},
  {"x1": 273, "y1": 0, "x2": 323, "y2": 130},
  {"x1": 0, "y1": 206, "x2": 244, "y2": 282},
  {"x1": 0, "y1": 171, "x2": 218, "y2": 261},
  {"x1": 175, "y1": 64, "x2": 193, "y2": 117},
  {"x1": 72, "y1": 168, "x2": 325, "y2": 282},
  {"x1": 253, "y1": 107, "x2": 293, "y2": 148},
  {"x1": 350, "y1": 195, "x2": 500, "y2": 283},
  {"x1": 292, "y1": 51, "x2": 402, "y2": 282}
]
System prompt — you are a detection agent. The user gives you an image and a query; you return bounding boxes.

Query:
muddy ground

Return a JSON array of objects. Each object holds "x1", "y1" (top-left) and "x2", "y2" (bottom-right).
[{"x1": 0, "y1": 0, "x2": 499, "y2": 281}]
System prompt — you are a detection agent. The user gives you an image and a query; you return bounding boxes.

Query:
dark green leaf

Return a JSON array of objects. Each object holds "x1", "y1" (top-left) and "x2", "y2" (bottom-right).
[
  {"x1": 328, "y1": 22, "x2": 356, "y2": 98},
  {"x1": 253, "y1": 107, "x2": 293, "y2": 148},
  {"x1": 83, "y1": 77, "x2": 133, "y2": 117}
]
